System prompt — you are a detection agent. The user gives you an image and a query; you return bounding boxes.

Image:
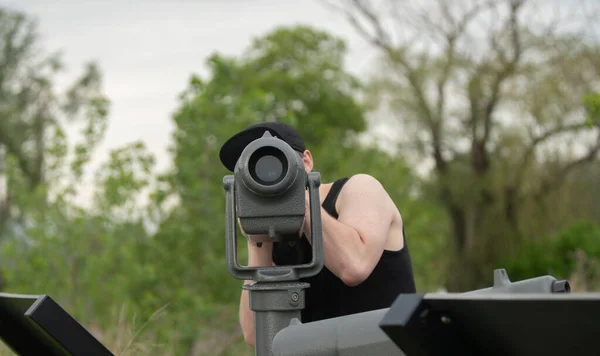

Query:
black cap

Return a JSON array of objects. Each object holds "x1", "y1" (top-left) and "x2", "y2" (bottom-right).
[{"x1": 219, "y1": 121, "x2": 306, "y2": 172}]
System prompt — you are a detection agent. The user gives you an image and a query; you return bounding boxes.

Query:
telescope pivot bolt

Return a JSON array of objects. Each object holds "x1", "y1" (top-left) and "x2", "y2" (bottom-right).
[{"x1": 290, "y1": 292, "x2": 300, "y2": 303}]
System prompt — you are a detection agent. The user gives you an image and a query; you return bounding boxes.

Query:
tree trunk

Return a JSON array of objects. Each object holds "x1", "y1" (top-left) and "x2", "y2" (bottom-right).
[
  {"x1": 503, "y1": 185, "x2": 523, "y2": 250},
  {"x1": 444, "y1": 205, "x2": 471, "y2": 292},
  {"x1": 444, "y1": 202, "x2": 497, "y2": 292}
]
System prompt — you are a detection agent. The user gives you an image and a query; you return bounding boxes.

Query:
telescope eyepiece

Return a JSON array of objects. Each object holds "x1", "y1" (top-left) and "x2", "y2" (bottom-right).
[
  {"x1": 249, "y1": 146, "x2": 288, "y2": 186},
  {"x1": 235, "y1": 131, "x2": 305, "y2": 197}
]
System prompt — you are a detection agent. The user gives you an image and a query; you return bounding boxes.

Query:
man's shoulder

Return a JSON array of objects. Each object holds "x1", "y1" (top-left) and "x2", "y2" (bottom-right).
[
  {"x1": 344, "y1": 174, "x2": 386, "y2": 193},
  {"x1": 337, "y1": 174, "x2": 392, "y2": 208}
]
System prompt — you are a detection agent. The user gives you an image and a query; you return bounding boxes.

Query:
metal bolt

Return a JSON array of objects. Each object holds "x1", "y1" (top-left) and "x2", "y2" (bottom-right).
[{"x1": 291, "y1": 292, "x2": 299, "y2": 302}]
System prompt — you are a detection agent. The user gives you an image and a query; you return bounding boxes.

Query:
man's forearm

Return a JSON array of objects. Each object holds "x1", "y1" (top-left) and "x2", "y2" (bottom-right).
[{"x1": 306, "y1": 207, "x2": 367, "y2": 286}]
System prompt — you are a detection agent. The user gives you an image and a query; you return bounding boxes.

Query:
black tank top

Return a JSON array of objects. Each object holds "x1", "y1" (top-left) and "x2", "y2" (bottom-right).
[{"x1": 272, "y1": 177, "x2": 417, "y2": 323}]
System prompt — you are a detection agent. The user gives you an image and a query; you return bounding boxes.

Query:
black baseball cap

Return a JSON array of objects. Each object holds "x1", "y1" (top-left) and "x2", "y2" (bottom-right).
[{"x1": 219, "y1": 121, "x2": 306, "y2": 172}]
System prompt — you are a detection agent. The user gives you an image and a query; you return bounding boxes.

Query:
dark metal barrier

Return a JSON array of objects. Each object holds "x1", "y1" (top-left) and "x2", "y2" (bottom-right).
[{"x1": 0, "y1": 292, "x2": 113, "y2": 356}]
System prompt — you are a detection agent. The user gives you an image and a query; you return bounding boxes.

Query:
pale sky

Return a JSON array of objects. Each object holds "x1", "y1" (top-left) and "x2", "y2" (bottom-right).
[{"x1": 2, "y1": 0, "x2": 378, "y2": 176}]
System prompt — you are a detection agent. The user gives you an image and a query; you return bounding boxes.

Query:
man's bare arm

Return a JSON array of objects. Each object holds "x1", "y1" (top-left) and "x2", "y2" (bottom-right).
[{"x1": 304, "y1": 174, "x2": 396, "y2": 286}]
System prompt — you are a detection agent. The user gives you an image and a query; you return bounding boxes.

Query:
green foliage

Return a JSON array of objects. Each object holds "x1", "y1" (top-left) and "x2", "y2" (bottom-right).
[
  {"x1": 500, "y1": 221, "x2": 600, "y2": 282},
  {"x1": 0, "y1": 8, "x2": 109, "y2": 185},
  {"x1": 584, "y1": 92, "x2": 600, "y2": 127},
  {"x1": 93, "y1": 141, "x2": 156, "y2": 214}
]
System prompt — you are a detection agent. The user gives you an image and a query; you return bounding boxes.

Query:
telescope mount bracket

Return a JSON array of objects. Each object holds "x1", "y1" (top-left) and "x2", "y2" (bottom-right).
[{"x1": 223, "y1": 171, "x2": 324, "y2": 356}]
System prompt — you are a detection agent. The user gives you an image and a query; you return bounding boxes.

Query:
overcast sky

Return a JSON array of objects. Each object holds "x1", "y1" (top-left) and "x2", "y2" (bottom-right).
[{"x1": 2, "y1": 0, "x2": 377, "y2": 174}]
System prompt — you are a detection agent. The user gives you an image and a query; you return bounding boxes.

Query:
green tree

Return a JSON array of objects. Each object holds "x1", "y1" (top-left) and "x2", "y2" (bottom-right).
[
  {"x1": 585, "y1": 92, "x2": 600, "y2": 127},
  {"x1": 0, "y1": 7, "x2": 168, "y2": 355},
  {"x1": 0, "y1": 6, "x2": 111, "y2": 304},
  {"x1": 0, "y1": 7, "x2": 109, "y2": 238},
  {"x1": 1, "y1": 139, "x2": 164, "y2": 354},
  {"x1": 326, "y1": 0, "x2": 600, "y2": 290},
  {"x1": 501, "y1": 221, "x2": 600, "y2": 292}
]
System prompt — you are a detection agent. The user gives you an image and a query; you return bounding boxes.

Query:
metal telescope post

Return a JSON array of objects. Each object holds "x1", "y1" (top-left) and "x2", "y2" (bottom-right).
[{"x1": 223, "y1": 131, "x2": 324, "y2": 356}]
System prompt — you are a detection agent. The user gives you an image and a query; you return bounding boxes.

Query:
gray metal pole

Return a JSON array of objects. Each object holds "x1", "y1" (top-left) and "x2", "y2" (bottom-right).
[
  {"x1": 224, "y1": 167, "x2": 324, "y2": 356},
  {"x1": 246, "y1": 282, "x2": 309, "y2": 356}
]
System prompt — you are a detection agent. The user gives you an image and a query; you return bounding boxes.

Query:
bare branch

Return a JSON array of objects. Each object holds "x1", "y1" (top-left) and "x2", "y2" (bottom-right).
[
  {"x1": 321, "y1": 0, "x2": 395, "y2": 51},
  {"x1": 325, "y1": 1, "x2": 451, "y2": 173},
  {"x1": 533, "y1": 129, "x2": 600, "y2": 200},
  {"x1": 351, "y1": 0, "x2": 393, "y2": 44},
  {"x1": 461, "y1": 0, "x2": 528, "y2": 178},
  {"x1": 482, "y1": 1, "x2": 523, "y2": 142},
  {"x1": 437, "y1": 0, "x2": 499, "y2": 122},
  {"x1": 510, "y1": 119, "x2": 598, "y2": 201}
]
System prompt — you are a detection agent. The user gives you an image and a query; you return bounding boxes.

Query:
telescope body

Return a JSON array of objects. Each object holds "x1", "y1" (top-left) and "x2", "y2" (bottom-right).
[
  {"x1": 224, "y1": 130, "x2": 325, "y2": 356},
  {"x1": 234, "y1": 131, "x2": 307, "y2": 242}
]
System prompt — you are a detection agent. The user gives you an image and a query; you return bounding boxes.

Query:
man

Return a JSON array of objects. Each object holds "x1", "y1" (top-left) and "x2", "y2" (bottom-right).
[{"x1": 219, "y1": 121, "x2": 417, "y2": 347}]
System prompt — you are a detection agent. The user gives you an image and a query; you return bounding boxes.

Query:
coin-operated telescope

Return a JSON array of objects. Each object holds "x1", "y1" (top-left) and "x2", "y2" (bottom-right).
[
  {"x1": 233, "y1": 130, "x2": 310, "y2": 244},
  {"x1": 223, "y1": 130, "x2": 324, "y2": 356}
]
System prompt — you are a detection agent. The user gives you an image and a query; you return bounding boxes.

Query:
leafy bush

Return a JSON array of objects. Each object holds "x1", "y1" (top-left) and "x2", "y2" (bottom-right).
[{"x1": 500, "y1": 221, "x2": 600, "y2": 282}]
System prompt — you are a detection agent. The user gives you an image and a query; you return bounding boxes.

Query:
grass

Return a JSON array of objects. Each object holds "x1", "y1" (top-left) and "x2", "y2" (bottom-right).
[{"x1": 93, "y1": 303, "x2": 253, "y2": 356}]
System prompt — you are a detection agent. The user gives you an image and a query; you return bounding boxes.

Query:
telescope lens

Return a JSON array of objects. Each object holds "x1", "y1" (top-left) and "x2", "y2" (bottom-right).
[
  {"x1": 256, "y1": 155, "x2": 283, "y2": 182},
  {"x1": 249, "y1": 147, "x2": 288, "y2": 185}
]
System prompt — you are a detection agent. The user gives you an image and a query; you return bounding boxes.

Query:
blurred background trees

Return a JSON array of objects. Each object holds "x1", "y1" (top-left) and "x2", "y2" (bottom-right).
[
  {"x1": 1, "y1": 1, "x2": 599, "y2": 355},
  {"x1": 325, "y1": 0, "x2": 600, "y2": 290}
]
